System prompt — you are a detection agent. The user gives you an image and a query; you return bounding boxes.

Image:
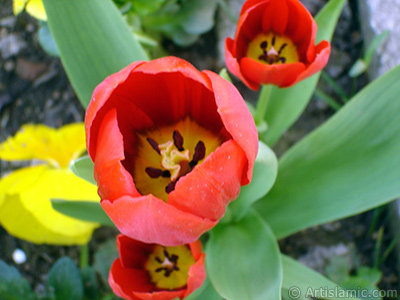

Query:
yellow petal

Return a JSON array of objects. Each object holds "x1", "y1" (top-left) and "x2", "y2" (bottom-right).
[
  {"x1": 0, "y1": 165, "x2": 100, "y2": 245},
  {"x1": 0, "y1": 123, "x2": 86, "y2": 169},
  {"x1": 26, "y1": 0, "x2": 47, "y2": 21},
  {"x1": 13, "y1": 0, "x2": 29, "y2": 15}
]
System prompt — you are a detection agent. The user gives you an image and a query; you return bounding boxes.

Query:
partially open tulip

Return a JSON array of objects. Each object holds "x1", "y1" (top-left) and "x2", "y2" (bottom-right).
[
  {"x1": 109, "y1": 234, "x2": 206, "y2": 300},
  {"x1": 85, "y1": 56, "x2": 258, "y2": 246},
  {"x1": 225, "y1": 0, "x2": 331, "y2": 90}
]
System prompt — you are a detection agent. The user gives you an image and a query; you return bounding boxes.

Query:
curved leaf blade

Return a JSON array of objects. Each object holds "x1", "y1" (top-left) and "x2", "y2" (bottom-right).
[
  {"x1": 51, "y1": 199, "x2": 114, "y2": 227},
  {"x1": 256, "y1": 65, "x2": 400, "y2": 239},
  {"x1": 42, "y1": 0, "x2": 149, "y2": 108},
  {"x1": 206, "y1": 209, "x2": 282, "y2": 300},
  {"x1": 70, "y1": 156, "x2": 96, "y2": 185}
]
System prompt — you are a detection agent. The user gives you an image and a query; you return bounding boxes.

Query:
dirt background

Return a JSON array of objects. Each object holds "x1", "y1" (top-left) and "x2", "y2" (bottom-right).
[{"x1": 0, "y1": 0, "x2": 398, "y2": 297}]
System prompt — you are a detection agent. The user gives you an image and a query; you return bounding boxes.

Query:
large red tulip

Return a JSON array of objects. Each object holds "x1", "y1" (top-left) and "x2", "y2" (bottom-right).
[
  {"x1": 85, "y1": 56, "x2": 258, "y2": 246},
  {"x1": 225, "y1": 0, "x2": 331, "y2": 90},
  {"x1": 109, "y1": 234, "x2": 206, "y2": 300}
]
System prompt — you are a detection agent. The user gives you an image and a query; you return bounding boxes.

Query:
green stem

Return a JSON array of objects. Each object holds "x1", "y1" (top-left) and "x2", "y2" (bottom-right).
[
  {"x1": 254, "y1": 84, "x2": 273, "y2": 126},
  {"x1": 80, "y1": 244, "x2": 89, "y2": 269}
]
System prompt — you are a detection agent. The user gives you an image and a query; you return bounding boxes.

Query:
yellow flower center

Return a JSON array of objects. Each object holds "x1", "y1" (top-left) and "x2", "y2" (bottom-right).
[
  {"x1": 133, "y1": 117, "x2": 222, "y2": 201},
  {"x1": 145, "y1": 245, "x2": 195, "y2": 290},
  {"x1": 246, "y1": 32, "x2": 299, "y2": 65}
]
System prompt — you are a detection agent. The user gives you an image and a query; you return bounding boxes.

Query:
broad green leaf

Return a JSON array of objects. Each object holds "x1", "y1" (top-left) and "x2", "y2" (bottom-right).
[
  {"x1": 70, "y1": 156, "x2": 96, "y2": 185},
  {"x1": 0, "y1": 260, "x2": 36, "y2": 300},
  {"x1": 42, "y1": 0, "x2": 149, "y2": 108},
  {"x1": 206, "y1": 209, "x2": 282, "y2": 300},
  {"x1": 47, "y1": 257, "x2": 84, "y2": 300},
  {"x1": 255, "y1": 65, "x2": 400, "y2": 239},
  {"x1": 281, "y1": 255, "x2": 359, "y2": 300},
  {"x1": 229, "y1": 141, "x2": 277, "y2": 221},
  {"x1": 261, "y1": 0, "x2": 346, "y2": 146},
  {"x1": 51, "y1": 199, "x2": 114, "y2": 227}
]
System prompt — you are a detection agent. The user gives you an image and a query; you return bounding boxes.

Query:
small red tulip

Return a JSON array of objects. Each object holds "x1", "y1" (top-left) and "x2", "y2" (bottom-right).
[
  {"x1": 85, "y1": 56, "x2": 258, "y2": 246},
  {"x1": 109, "y1": 234, "x2": 206, "y2": 300},
  {"x1": 225, "y1": 0, "x2": 331, "y2": 90}
]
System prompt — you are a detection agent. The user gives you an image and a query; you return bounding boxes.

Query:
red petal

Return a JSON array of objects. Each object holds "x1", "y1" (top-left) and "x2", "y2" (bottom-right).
[
  {"x1": 86, "y1": 60, "x2": 147, "y2": 158},
  {"x1": 109, "y1": 259, "x2": 153, "y2": 300},
  {"x1": 241, "y1": 58, "x2": 306, "y2": 88},
  {"x1": 132, "y1": 289, "x2": 184, "y2": 300},
  {"x1": 203, "y1": 70, "x2": 258, "y2": 184},
  {"x1": 262, "y1": 0, "x2": 289, "y2": 35},
  {"x1": 184, "y1": 253, "x2": 206, "y2": 298},
  {"x1": 94, "y1": 108, "x2": 139, "y2": 200},
  {"x1": 285, "y1": 0, "x2": 316, "y2": 61},
  {"x1": 168, "y1": 140, "x2": 246, "y2": 220},
  {"x1": 117, "y1": 234, "x2": 154, "y2": 269},
  {"x1": 293, "y1": 40, "x2": 331, "y2": 84},
  {"x1": 225, "y1": 38, "x2": 260, "y2": 90},
  {"x1": 101, "y1": 195, "x2": 217, "y2": 246}
]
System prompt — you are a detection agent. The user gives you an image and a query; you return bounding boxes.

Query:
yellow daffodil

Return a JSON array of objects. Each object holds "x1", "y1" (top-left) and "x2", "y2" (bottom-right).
[
  {"x1": 13, "y1": 0, "x2": 47, "y2": 21},
  {"x1": 0, "y1": 123, "x2": 99, "y2": 245}
]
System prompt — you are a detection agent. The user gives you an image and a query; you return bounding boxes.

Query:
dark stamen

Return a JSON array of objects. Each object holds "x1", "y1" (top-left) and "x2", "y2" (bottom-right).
[
  {"x1": 272, "y1": 35, "x2": 276, "y2": 46},
  {"x1": 155, "y1": 257, "x2": 163, "y2": 263},
  {"x1": 165, "y1": 181, "x2": 176, "y2": 194},
  {"x1": 162, "y1": 170, "x2": 171, "y2": 178},
  {"x1": 145, "y1": 167, "x2": 164, "y2": 178},
  {"x1": 190, "y1": 141, "x2": 205, "y2": 167},
  {"x1": 260, "y1": 40, "x2": 268, "y2": 50},
  {"x1": 279, "y1": 57, "x2": 286, "y2": 64},
  {"x1": 147, "y1": 137, "x2": 160, "y2": 154},
  {"x1": 278, "y1": 43, "x2": 287, "y2": 54},
  {"x1": 173, "y1": 130, "x2": 184, "y2": 151}
]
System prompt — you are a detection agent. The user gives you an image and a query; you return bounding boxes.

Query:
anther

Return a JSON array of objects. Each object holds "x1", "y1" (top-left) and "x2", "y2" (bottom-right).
[
  {"x1": 272, "y1": 35, "x2": 276, "y2": 46},
  {"x1": 278, "y1": 43, "x2": 287, "y2": 54},
  {"x1": 260, "y1": 40, "x2": 268, "y2": 50},
  {"x1": 173, "y1": 130, "x2": 184, "y2": 151},
  {"x1": 147, "y1": 137, "x2": 160, "y2": 154},
  {"x1": 165, "y1": 181, "x2": 177, "y2": 194},
  {"x1": 145, "y1": 167, "x2": 163, "y2": 178},
  {"x1": 190, "y1": 141, "x2": 205, "y2": 167}
]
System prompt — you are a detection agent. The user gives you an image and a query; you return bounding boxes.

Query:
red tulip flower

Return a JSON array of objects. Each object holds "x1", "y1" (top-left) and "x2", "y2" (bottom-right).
[
  {"x1": 109, "y1": 234, "x2": 206, "y2": 300},
  {"x1": 85, "y1": 56, "x2": 258, "y2": 246},
  {"x1": 225, "y1": 0, "x2": 331, "y2": 90}
]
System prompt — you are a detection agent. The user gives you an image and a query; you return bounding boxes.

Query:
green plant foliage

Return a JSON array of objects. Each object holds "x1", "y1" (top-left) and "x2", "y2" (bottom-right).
[
  {"x1": 51, "y1": 199, "x2": 114, "y2": 227},
  {"x1": 70, "y1": 156, "x2": 96, "y2": 185},
  {"x1": 42, "y1": 0, "x2": 149, "y2": 108},
  {"x1": 255, "y1": 64, "x2": 400, "y2": 239},
  {"x1": 206, "y1": 209, "x2": 282, "y2": 300},
  {"x1": 47, "y1": 257, "x2": 84, "y2": 300},
  {"x1": 0, "y1": 260, "x2": 36, "y2": 300},
  {"x1": 81, "y1": 266, "x2": 99, "y2": 300},
  {"x1": 93, "y1": 239, "x2": 120, "y2": 286},
  {"x1": 260, "y1": 0, "x2": 346, "y2": 146},
  {"x1": 281, "y1": 255, "x2": 359, "y2": 300},
  {"x1": 229, "y1": 141, "x2": 278, "y2": 221},
  {"x1": 38, "y1": 21, "x2": 59, "y2": 57}
]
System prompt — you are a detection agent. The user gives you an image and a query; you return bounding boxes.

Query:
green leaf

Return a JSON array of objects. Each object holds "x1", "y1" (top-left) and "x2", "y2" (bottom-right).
[
  {"x1": 206, "y1": 209, "x2": 282, "y2": 300},
  {"x1": 93, "y1": 239, "x2": 119, "y2": 286},
  {"x1": 180, "y1": 0, "x2": 218, "y2": 35},
  {"x1": 47, "y1": 257, "x2": 84, "y2": 300},
  {"x1": 261, "y1": 0, "x2": 346, "y2": 146},
  {"x1": 42, "y1": 0, "x2": 149, "y2": 108},
  {"x1": 81, "y1": 266, "x2": 99, "y2": 300},
  {"x1": 229, "y1": 141, "x2": 278, "y2": 221},
  {"x1": 51, "y1": 199, "x2": 114, "y2": 227},
  {"x1": 38, "y1": 21, "x2": 59, "y2": 57},
  {"x1": 281, "y1": 255, "x2": 359, "y2": 300},
  {"x1": 256, "y1": 65, "x2": 400, "y2": 239},
  {"x1": 0, "y1": 260, "x2": 36, "y2": 300},
  {"x1": 70, "y1": 156, "x2": 96, "y2": 185}
]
